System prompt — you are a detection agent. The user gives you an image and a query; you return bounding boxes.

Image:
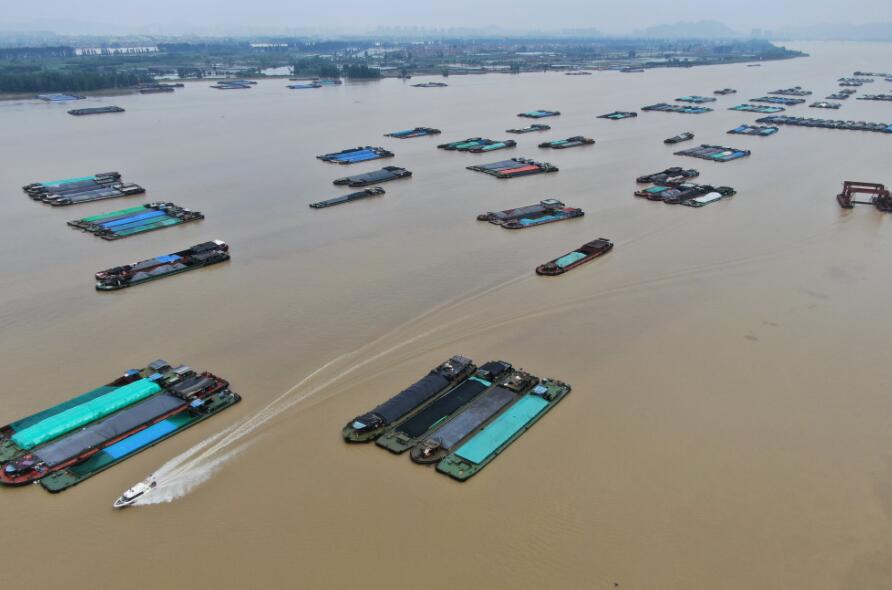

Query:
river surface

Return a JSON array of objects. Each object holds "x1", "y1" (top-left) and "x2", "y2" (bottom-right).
[{"x1": 1, "y1": 42, "x2": 892, "y2": 589}]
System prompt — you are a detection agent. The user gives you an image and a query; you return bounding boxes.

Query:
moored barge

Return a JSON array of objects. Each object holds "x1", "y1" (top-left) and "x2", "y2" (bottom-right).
[
  {"x1": 317, "y1": 146, "x2": 394, "y2": 164},
  {"x1": 664, "y1": 132, "x2": 694, "y2": 144},
  {"x1": 333, "y1": 166, "x2": 412, "y2": 187},
  {"x1": 536, "y1": 238, "x2": 613, "y2": 275},
  {"x1": 518, "y1": 109, "x2": 560, "y2": 119},
  {"x1": 597, "y1": 111, "x2": 637, "y2": 120},
  {"x1": 1, "y1": 366, "x2": 230, "y2": 487},
  {"x1": 375, "y1": 361, "x2": 513, "y2": 453},
  {"x1": 674, "y1": 144, "x2": 751, "y2": 163},
  {"x1": 467, "y1": 158, "x2": 558, "y2": 179},
  {"x1": 636, "y1": 167, "x2": 699, "y2": 184},
  {"x1": 410, "y1": 371, "x2": 537, "y2": 464},
  {"x1": 477, "y1": 199, "x2": 583, "y2": 229},
  {"x1": 309, "y1": 187, "x2": 385, "y2": 208},
  {"x1": 538, "y1": 136, "x2": 594, "y2": 149},
  {"x1": 342, "y1": 356, "x2": 475, "y2": 442},
  {"x1": 385, "y1": 127, "x2": 441, "y2": 139},
  {"x1": 506, "y1": 124, "x2": 551, "y2": 134},
  {"x1": 95, "y1": 241, "x2": 230, "y2": 290},
  {"x1": 436, "y1": 378, "x2": 571, "y2": 481},
  {"x1": 68, "y1": 202, "x2": 204, "y2": 240},
  {"x1": 68, "y1": 106, "x2": 125, "y2": 116}
]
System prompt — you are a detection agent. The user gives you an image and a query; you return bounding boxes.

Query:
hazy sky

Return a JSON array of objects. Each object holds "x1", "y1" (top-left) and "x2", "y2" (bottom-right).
[{"x1": 6, "y1": 0, "x2": 892, "y2": 34}]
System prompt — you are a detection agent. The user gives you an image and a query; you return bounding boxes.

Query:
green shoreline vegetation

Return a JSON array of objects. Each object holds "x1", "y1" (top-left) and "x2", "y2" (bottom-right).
[{"x1": 0, "y1": 38, "x2": 804, "y2": 94}]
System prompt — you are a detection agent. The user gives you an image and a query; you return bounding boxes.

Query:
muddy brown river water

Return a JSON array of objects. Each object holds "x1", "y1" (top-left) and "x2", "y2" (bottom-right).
[{"x1": 1, "y1": 41, "x2": 892, "y2": 589}]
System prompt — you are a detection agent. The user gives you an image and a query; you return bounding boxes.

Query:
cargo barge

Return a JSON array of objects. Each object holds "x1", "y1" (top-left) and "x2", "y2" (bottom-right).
[
  {"x1": 756, "y1": 115, "x2": 892, "y2": 133},
  {"x1": 827, "y1": 89, "x2": 856, "y2": 100},
  {"x1": 385, "y1": 127, "x2": 441, "y2": 139},
  {"x1": 597, "y1": 111, "x2": 637, "y2": 120},
  {"x1": 95, "y1": 241, "x2": 229, "y2": 290},
  {"x1": 857, "y1": 94, "x2": 892, "y2": 102},
  {"x1": 478, "y1": 199, "x2": 583, "y2": 229},
  {"x1": 410, "y1": 371, "x2": 537, "y2": 464},
  {"x1": 751, "y1": 96, "x2": 806, "y2": 106},
  {"x1": 41, "y1": 388, "x2": 240, "y2": 493},
  {"x1": 288, "y1": 82, "x2": 321, "y2": 89},
  {"x1": 714, "y1": 88, "x2": 737, "y2": 95},
  {"x1": 506, "y1": 124, "x2": 551, "y2": 134},
  {"x1": 436, "y1": 378, "x2": 571, "y2": 481},
  {"x1": 68, "y1": 106, "x2": 125, "y2": 116},
  {"x1": 728, "y1": 124, "x2": 779, "y2": 136},
  {"x1": 674, "y1": 144, "x2": 751, "y2": 163},
  {"x1": 0, "y1": 364, "x2": 158, "y2": 463},
  {"x1": 636, "y1": 167, "x2": 699, "y2": 184},
  {"x1": 642, "y1": 103, "x2": 713, "y2": 114},
  {"x1": 1, "y1": 365, "x2": 229, "y2": 487},
  {"x1": 769, "y1": 87, "x2": 812, "y2": 96},
  {"x1": 317, "y1": 146, "x2": 394, "y2": 164},
  {"x1": 412, "y1": 82, "x2": 448, "y2": 88},
  {"x1": 375, "y1": 361, "x2": 513, "y2": 453},
  {"x1": 333, "y1": 166, "x2": 412, "y2": 187},
  {"x1": 664, "y1": 132, "x2": 694, "y2": 144},
  {"x1": 536, "y1": 238, "x2": 613, "y2": 275},
  {"x1": 68, "y1": 202, "x2": 204, "y2": 240},
  {"x1": 309, "y1": 187, "x2": 385, "y2": 208},
  {"x1": 26, "y1": 175, "x2": 145, "y2": 206},
  {"x1": 810, "y1": 101, "x2": 842, "y2": 109},
  {"x1": 518, "y1": 110, "x2": 560, "y2": 119},
  {"x1": 24, "y1": 172, "x2": 120, "y2": 194},
  {"x1": 467, "y1": 158, "x2": 558, "y2": 179},
  {"x1": 636, "y1": 182, "x2": 736, "y2": 205},
  {"x1": 676, "y1": 95, "x2": 716, "y2": 104},
  {"x1": 37, "y1": 94, "x2": 84, "y2": 102},
  {"x1": 730, "y1": 104, "x2": 785, "y2": 114},
  {"x1": 538, "y1": 136, "x2": 595, "y2": 149},
  {"x1": 342, "y1": 356, "x2": 475, "y2": 442}
]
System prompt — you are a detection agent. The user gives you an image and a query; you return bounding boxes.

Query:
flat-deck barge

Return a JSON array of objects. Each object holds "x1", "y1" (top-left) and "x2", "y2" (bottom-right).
[
  {"x1": 436, "y1": 378, "x2": 571, "y2": 481},
  {"x1": 333, "y1": 166, "x2": 412, "y2": 187},
  {"x1": 538, "y1": 136, "x2": 594, "y2": 149},
  {"x1": 310, "y1": 187, "x2": 385, "y2": 208},
  {"x1": 518, "y1": 110, "x2": 560, "y2": 119},
  {"x1": 674, "y1": 144, "x2": 751, "y2": 163},
  {"x1": 317, "y1": 146, "x2": 394, "y2": 164},
  {"x1": 507, "y1": 124, "x2": 550, "y2": 134},
  {"x1": 385, "y1": 127, "x2": 441, "y2": 139},
  {"x1": 642, "y1": 103, "x2": 713, "y2": 114},
  {"x1": 536, "y1": 238, "x2": 613, "y2": 275},
  {"x1": 410, "y1": 372, "x2": 538, "y2": 464},
  {"x1": 68, "y1": 106, "x2": 125, "y2": 116},
  {"x1": 467, "y1": 158, "x2": 558, "y2": 179},
  {"x1": 95, "y1": 241, "x2": 230, "y2": 290}
]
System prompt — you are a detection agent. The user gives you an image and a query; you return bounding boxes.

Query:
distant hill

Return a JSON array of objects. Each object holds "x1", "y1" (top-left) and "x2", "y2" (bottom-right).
[
  {"x1": 634, "y1": 20, "x2": 743, "y2": 39},
  {"x1": 775, "y1": 22, "x2": 892, "y2": 41}
]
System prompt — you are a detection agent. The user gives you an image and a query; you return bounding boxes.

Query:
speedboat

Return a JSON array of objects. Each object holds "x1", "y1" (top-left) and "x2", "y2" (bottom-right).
[{"x1": 113, "y1": 478, "x2": 157, "y2": 509}]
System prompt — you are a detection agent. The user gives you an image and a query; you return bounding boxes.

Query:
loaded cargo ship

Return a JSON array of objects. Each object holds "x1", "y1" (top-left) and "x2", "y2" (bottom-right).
[
  {"x1": 95, "y1": 241, "x2": 230, "y2": 290},
  {"x1": 342, "y1": 356, "x2": 475, "y2": 442},
  {"x1": 375, "y1": 361, "x2": 513, "y2": 453},
  {"x1": 0, "y1": 360, "x2": 240, "y2": 492}
]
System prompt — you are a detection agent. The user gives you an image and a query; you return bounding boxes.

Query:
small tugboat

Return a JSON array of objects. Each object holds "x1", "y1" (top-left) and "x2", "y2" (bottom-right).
[
  {"x1": 664, "y1": 132, "x2": 694, "y2": 144},
  {"x1": 113, "y1": 478, "x2": 156, "y2": 508},
  {"x1": 536, "y1": 239, "x2": 613, "y2": 276}
]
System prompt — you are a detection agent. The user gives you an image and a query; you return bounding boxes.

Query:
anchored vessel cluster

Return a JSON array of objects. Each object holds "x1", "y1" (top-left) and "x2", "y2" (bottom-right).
[
  {"x1": 467, "y1": 157, "x2": 558, "y2": 179},
  {"x1": 635, "y1": 174, "x2": 736, "y2": 207},
  {"x1": 477, "y1": 198, "x2": 584, "y2": 229},
  {"x1": 756, "y1": 115, "x2": 892, "y2": 133},
  {"x1": 23, "y1": 172, "x2": 145, "y2": 206},
  {"x1": 95, "y1": 241, "x2": 230, "y2": 290},
  {"x1": 674, "y1": 144, "x2": 751, "y2": 163},
  {"x1": 769, "y1": 87, "x2": 812, "y2": 96},
  {"x1": 0, "y1": 360, "x2": 241, "y2": 493},
  {"x1": 342, "y1": 356, "x2": 571, "y2": 481},
  {"x1": 438, "y1": 137, "x2": 517, "y2": 152},
  {"x1": 68, "y1": 202, "x2": 204, "y2": 240},
  {"x1": 728, "y1": 124, "x2": 779, "y2": 136}
]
